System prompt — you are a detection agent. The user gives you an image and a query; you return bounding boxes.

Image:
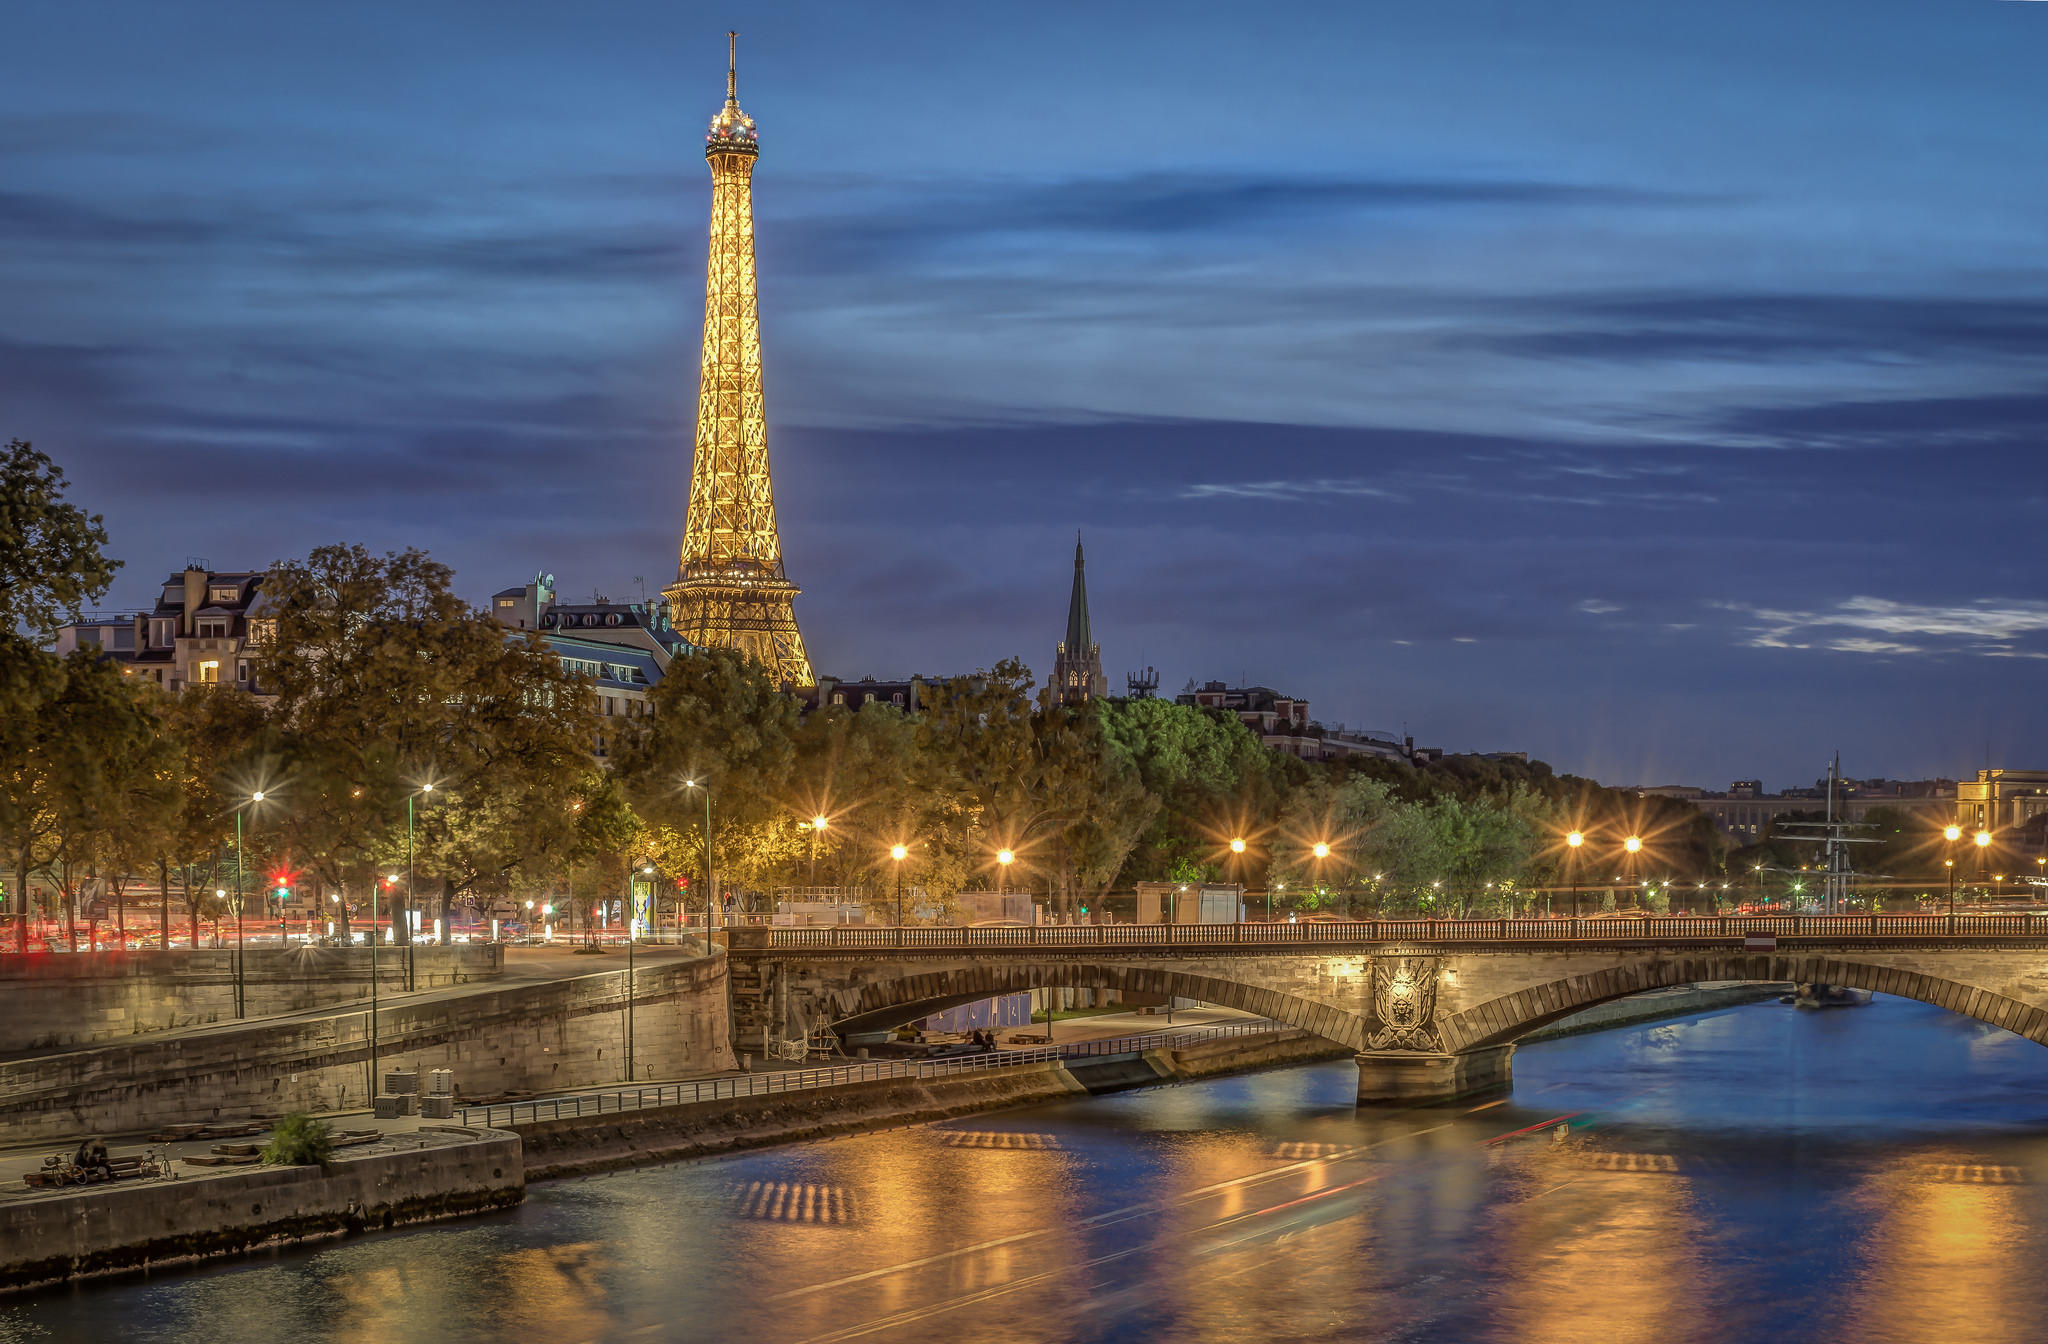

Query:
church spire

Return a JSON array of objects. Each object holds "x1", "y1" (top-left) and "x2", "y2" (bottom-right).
[
  {"x1": 1052, "y1": 531, "x2": 1107, "y2": 705},
  {"x1": 1065, "y1": 532, "x2": 1092, "y2": 656}
]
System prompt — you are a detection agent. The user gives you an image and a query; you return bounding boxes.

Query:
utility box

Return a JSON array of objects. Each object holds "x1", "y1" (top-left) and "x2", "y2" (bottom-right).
[{"x1": 383, "y1": 1069, "x2": 419, "y2": 1095}]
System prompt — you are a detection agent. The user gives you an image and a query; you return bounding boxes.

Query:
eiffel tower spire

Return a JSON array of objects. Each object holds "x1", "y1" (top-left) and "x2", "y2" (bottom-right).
[{"x1": 664, "y1": 32, "x2": 815, "y2": 686}]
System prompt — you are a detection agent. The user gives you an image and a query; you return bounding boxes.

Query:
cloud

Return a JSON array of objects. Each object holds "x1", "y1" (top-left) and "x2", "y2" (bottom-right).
[
  {"x1": 1722, "y1": 596, "x2": 2048, "y2": 657},
  {"x1": 1178, "y1": 477, "x2": 1404, "y2": 502},
  {"x1": 1577, "y1": 599, "x2": 1624, "y2": 615}
]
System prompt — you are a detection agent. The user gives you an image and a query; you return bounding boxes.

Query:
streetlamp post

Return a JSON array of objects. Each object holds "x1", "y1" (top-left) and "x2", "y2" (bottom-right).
[
  {"x1": 1945, "y1": 825, "x2": 1962, "y2": 915},
  {"x1": 801, "y1": 814, "x2": 830, "y2": 889},
  {"x1": 230, "y1": 790, "x2": 268, "y2": 1019},
  {"x1": 1975, "y1": 829, "x2": 1993, "y2": 904},
  {"x1": 370, "y1": 873, "x2": 395, "y2": 1099},
  {"x1": 1623, "y1": 835, "x2": 1643, "y2": 912},
  {"x1": 404, "y1": 783, "x2": 433, "y2": 991},
  {"x1": 890, "y1": 845, "x2": 907, "y2": 943},
  {"x1": 997, "y1": 848, "x2": 1015, "y2": 896},
  {"x1": 683, "y1": 780, "x2": 714, "y2": 939},
  {"x1": 1565, "y1": 831, "x2": 1584, "y2": 920}
]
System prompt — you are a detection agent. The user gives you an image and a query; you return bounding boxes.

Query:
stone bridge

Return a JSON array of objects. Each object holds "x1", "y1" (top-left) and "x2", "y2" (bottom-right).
[{"x1": 726, "y1": 915, "x2": 2048, "y2": 1102}]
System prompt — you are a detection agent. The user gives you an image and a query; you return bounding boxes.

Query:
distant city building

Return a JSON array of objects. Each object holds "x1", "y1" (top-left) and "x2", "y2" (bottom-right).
[
  {"x1": 490, "y1": 572, "x2": 692, "y2": 751},
  {"x1": 1956, "y1": 769, "x2": 2048, "y2": 836},
  {"x1": 1654, "y1": 776, "x2": 1959, "y2": 841},
  {"x1": 1174, "y1": 680, "x2": 1413, "y2": 763},
  {"x1": 1050, "y1": 535, "x2": 1107, "y2": 706},
  {"x1": 803, "y1": 675, "x2": 947, "y2": 714},
  {"x1": 53, "y1": 566, "x2": 277, "y2": 694}
]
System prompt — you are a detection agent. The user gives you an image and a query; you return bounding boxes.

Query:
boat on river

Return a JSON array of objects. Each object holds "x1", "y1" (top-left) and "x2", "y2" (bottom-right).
[{"x1": 1779, "y1": 983, "x2": 1873, "y2": 1008}]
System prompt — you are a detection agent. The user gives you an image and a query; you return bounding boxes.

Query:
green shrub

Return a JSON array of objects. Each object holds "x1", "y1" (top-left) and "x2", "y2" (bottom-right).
[{"x1": 261, "y1": 1113, "x2": 334, "y2": 1169}]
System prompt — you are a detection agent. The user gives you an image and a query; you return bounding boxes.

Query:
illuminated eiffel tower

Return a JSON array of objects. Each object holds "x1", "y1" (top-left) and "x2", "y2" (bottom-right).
[{"x1": 663, "y1": 33, "x2": 814, "y2": 687}]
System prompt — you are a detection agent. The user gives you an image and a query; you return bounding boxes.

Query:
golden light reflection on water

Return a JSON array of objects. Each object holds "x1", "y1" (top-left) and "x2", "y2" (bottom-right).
[
  {"x1": 1486, "y1": 1148, "x2": 1707, "y2": 1344},
  {"x1": 1840, "y1": 1158, "x2": 2031, "y2": 1344},
  {"x1": 319, "y1": 1240, "x2": 618, "y2": 1344}
]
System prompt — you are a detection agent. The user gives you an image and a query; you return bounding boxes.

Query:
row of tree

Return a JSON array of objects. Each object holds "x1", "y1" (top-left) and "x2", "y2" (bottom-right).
[{"x1": 4, "y1": 436, "x2": 1743, "y2": 948}]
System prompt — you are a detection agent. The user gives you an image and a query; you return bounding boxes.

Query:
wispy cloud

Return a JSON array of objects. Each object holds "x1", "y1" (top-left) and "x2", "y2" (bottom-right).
[
  {"x1": 1179, "y1": 478, "x2": 1405, "y2": 502},
  {"x1": 1722, "y1": 596, "x2": 2048, "y2": 657}
]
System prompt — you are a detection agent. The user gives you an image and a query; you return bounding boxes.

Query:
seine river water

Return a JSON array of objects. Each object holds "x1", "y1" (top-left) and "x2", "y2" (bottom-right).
[{"x1": 12, "y1": 996, "x2": 2048, "y2": 1344}]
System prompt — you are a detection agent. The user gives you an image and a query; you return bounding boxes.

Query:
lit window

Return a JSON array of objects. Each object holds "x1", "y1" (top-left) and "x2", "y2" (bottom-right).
[{"x1": 197, "y1": 661, "x2": 220, "y2": 684}]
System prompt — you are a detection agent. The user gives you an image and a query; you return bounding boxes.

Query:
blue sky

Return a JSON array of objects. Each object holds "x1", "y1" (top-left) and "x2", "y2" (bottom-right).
[{"x1": 4, "y1": 0, "x2": 2045, "y2": 788}]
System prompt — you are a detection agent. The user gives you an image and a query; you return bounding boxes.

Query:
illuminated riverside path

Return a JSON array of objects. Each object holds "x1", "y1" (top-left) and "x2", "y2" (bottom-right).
[
  {"x1": 16, "y1": 994, "x2": 2048, "y2": 1342},
  {"x1": 725, "y1": 917, "x2": 2048, "y2": 1103}
]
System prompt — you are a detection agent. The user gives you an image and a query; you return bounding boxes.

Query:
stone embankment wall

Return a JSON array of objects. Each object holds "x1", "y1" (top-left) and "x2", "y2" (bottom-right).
[
  {"x1": 0, "y1": 1127, "x2": 523, "y2": 1293},
  {"x1": 517, "y1": 1061, "x2": 1090, "y2": 1179},
  {"x1": 1518, "y1": 982, "x2": 1788, "y2": 1043},
  {"x1": 518, "y1": 1030, "x2": 1352, "y2": 1180},
  {"x1": 0, "y1": 956, "x2": 731, "y2": 1144},
  {"x1": 0, "y1": 946, "x2": 503, "y2": 1054}
]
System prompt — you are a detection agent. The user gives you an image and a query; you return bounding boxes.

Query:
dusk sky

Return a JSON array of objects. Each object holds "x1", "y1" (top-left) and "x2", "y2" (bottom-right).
[{"x1": 6, "y1": 0, "x2": 2045, "y2": 789}]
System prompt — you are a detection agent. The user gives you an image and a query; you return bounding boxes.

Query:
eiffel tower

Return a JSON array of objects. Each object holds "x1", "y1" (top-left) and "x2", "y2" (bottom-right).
[{"x1": 663, "y1": 33, "x2": 815, "y2": 687}]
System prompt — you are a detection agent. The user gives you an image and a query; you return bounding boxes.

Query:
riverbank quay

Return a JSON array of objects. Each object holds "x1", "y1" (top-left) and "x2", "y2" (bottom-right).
[
  {"x1": 497, "y1": 1023, "x2": 1353, "y2": 1180},
  {"x1": 0, "y1": 950, "x2": 731, "y2": 1144},
  {"x1": 0, "y1": 1124, "x2": 521, "y2": 1294},
  {"x1": 0, "y1": 945, "x2": 505, "y2": 1055}
]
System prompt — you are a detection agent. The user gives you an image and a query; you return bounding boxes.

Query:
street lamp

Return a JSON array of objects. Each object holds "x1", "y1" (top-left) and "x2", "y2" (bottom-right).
[
  {"x1": 230, "y1": 790, "x2": 274, "y2": 1018},
  {"x1": 1565, "y1": 830, "x2": 1584, "y2": 919},
  {"x1": 683, "y1": 779, "x2": 714, "y2": 936},
  {"x1": 890, "y1": 844, "x2": 908, "y2": 939},
  {"x1": 1623, "y1": 835, "x2": 1642, "y2": 913},
  {"x1": 996, "y1": 848, "x2": 1015, "y2": 895},
  {"x1": 403, "y1": 782, "x2": 434, "y2": 989}
]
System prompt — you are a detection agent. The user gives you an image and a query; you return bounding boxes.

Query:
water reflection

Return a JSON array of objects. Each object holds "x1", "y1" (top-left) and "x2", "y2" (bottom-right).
[{"x1": 9, "y1": 995, "x2": 2048, "y2": 1344}]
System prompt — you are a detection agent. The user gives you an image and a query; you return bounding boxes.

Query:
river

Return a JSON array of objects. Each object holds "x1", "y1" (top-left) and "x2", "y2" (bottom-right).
[{"x1": 11, "y1": 994, "x2": 2048, "y2": 1343}]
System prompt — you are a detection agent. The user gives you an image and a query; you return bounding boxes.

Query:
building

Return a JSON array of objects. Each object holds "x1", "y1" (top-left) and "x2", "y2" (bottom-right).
[
  {"x1": 803, "y1": 676, "x2": 945, "y2": 714},
  {"x1": 489, "y1": 572, "x2": 692, "y2": 750},
  {"x1": 1956, "y1": 769, "x2": 2048, "y2": 837},
  {"x1": 1050, "y1": 535, "x2": 1107, "y2": 705},
  {"x1": 1673, "y1": 777, "x2": 1958, "y2": 842},
  {"x1": 661, "y1": 35, "x2": 814, "y2": 687},
  {"x1": 1174, "y1": 680, "x2": 1411, "y2": 763},
  {"x1": 53, "y1": 566, "x2": 276, "y2": 694}
]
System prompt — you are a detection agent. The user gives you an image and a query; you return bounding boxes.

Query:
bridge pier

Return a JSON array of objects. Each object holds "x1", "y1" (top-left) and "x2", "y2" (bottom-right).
[{"x1": 1355, "y1": 1044, "x2": 1514, "y2": 1105}]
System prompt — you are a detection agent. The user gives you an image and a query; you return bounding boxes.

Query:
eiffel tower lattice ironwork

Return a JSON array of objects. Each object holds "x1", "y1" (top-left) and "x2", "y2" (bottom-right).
[{"x1": 663, "y1": 32, "x2": 814, "y2": 687}]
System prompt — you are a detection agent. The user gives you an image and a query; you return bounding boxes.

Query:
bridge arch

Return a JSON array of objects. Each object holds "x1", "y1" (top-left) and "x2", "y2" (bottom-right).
[
  {"x1": 1435, "y1": 952, "x2": 2048, "y2": 1054},
  {"x1": 817, "y1": 960, "x2": 1366, "y2": 1051}
]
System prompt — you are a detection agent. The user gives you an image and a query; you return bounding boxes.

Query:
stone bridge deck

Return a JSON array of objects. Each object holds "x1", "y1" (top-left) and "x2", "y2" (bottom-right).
[{"x1": 728, "y1": 916, "x2": 2048, "y2": 1103}]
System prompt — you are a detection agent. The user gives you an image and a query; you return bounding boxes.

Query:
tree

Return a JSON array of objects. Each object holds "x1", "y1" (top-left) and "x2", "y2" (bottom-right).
[
  {"x1": 23, "y1": 656, "x2": 177, "y2": 949},
  {"x1": 615, "y1": 646, "x2": 801, "y2": 903},
  {"x1": 260, "y1": 545, "x2": 604, "y2": 941},
  {"x1": 159, "y1": 685, "x2": 272, "y2": 947},
  {"x1": 1, "y1": 438, "x2": 120, "y2": 940},
  {"x1": 0, "y1": 439, "x2": 118, "y2": 644},
  {"x1": 1099, "y1": 697, "x2": 1278, "y2": 883}
]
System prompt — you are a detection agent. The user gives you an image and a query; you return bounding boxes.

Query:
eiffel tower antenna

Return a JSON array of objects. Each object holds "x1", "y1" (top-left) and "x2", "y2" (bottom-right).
[{"x1": 664, "y1": 32, "x2": 814, "y2": 686}]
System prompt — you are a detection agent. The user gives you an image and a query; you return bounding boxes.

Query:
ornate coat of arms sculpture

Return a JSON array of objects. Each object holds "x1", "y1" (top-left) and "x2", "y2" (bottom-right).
[{"x1": 1366, "y1": 956, "x2": 1442, "y2": 1051}]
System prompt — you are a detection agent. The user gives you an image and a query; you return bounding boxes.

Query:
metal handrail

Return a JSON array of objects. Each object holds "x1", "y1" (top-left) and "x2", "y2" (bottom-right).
[
  {"x1": 456, "y1": 1020, "x2": 1286, "y2": 1128},
  {"x1": 750, "y1": 913, "x2": 2048, "y2": 950}
]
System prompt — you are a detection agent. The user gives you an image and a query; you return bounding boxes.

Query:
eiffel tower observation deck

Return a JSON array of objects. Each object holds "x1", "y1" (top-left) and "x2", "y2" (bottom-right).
[{"x1": 663, "y1": 32, "x2": 815, "y2": 687}]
